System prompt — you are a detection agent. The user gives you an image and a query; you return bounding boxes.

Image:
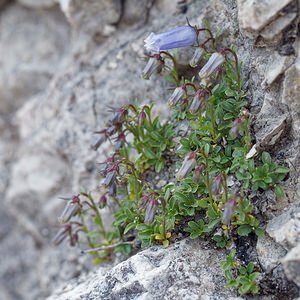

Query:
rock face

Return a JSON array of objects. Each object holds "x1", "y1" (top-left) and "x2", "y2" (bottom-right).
[
  {"x1": 0, "y1": 0, "x2": 299, "y2": 299},
  {"x1": 48, "y1": 239, "x2": 232, "y2": 300}
]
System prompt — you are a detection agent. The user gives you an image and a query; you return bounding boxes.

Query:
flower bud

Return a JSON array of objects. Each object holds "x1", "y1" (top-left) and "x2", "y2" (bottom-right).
[
  {"x1": 58, "y1": 200, "x2": 80, "y2": 224},
  {"x1": 108, "y1": 182, "x2": 117, "y2": 197},
  {"x1": 221, "y1": 196, "x2": 238, "y2": 225},
  {"x1": 103, "y1": 170, "x2": 117, "y2": 187},
  {"x1": 199, "y1": 53, "x2": 225, "y2": 79},
  {"x1": 90, "y1": 135, "x2": 106, "y2": 151},
  {"x1": 168, "y1": 87, "x2": 184, "y2": 108},
  {"x1": 144, "y1": 196, "x2": 159, "y2": 225},
  {"x1": 70, "y1": 233, "x2": 78, "y2": 247},
  {"x1": 52, "y1": 224, "x2": 71, "y2": 246},
  {"x1": 144, "y1": 25, "x2": 197, "y2": 53},
  {"x1": 211, "y1": 173, "x2": 223, "y2": 196},
  {"x1": 192, "y1": 166, "x2": 203, "y2": 183},
  {"x1": 138, "y1": 195, "x2": 149, "y2": 210},
  {"x1": 176, "y1": 152, "x2": 197, "y2": 181},
  {"x1": 99, "y1": 194, "x2": 107, "y2": 209},
  {"x1": 189, "y1": 48, "x2": 204, "y2": 68},
  {"x1": 138, "y1": 110, "x2": 147, "y2": 126},
  {"x1": 142, "y1": 55, "x2": 162, "y2": 80},
  {"x1": 189, "y1": 89, "x2": 206, "y2": 114}
]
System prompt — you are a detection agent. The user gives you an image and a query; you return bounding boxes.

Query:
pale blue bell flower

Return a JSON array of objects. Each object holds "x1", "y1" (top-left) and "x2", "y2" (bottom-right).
[{"x1": 144, "y1": 25, "x2": 197, "y2": 53}]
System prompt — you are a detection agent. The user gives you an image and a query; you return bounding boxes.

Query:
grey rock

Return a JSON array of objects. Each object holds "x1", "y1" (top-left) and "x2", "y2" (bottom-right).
[
  {"x1": 282, "y1": 243, "x2": 300, "y2": 287},
  {"x1": 18, "y1": 0, "x2": 57, "y2": 8},
  {"x1": 237, "y1": 0, "x2": 293, "y2": 34},
  {"x1": 266, "y1": 204, "x2": 300, "y2": 249},
  {"x1": 47, "y1": 239, "x2": 232, "y2": 300},
  {"x1": 58, "y1": 0, "x2": 121, "y2": 37},
  {"x1": 261, "y1": 52, "x2": 295, "y2": 88},
  {"x1": 256, "y1": 234, "x2": 287, "y2": 273},
  {"x1": 282, "y1": 59, "x2": 300, "y2": 136},
  {"x1": 0, "y1": 3, "x2": 70, "y2": 116},
  {"x1": 260, "y1": 12, "x2": 297, "y2": 43},
  {"x1": 254, "y1": 93, "x2": 291, "y2": 149}
]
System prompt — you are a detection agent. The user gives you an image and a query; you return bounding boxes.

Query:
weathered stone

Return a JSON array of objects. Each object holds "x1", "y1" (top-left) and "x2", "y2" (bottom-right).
[
  {"x1": 18, "y1": 0, "x2": 56, "y2": 8},
  {"x1": 266, "y1": 204, "x2": 300, "y2": 249},
  {"x1": 256, "y1": 234, "x2": 287, "y2": 273},
  {"x1": 0, "y1": 3, "x2": 70, "y2": 116},
  {"x1": 282, "y1": 243, "x2": 300, "y2": 287},
  {"x1": 282, "y1": 59, "x2": 300, "y2": 134},
  {"x1": 254, "y1": 94, "x2": 290, "y2": 149},
  {"x1": 237, "y1": 0, "x2": 293, "y2": 33},
  {"x1": 260, "y1": 12, "x2": 297, "y2": 42},
  {"x1": 58, "y1": 0, "x2": 121, "y2": 36},
  {"x1": 47, "y1": 239, "x2": 232, "y2": 300},
  {"x1": 261, "y1": 52, "x2": 295, "y2": 88},
  {"x1": 120, "y1": 0, "x2": 152, "y2": 26}
]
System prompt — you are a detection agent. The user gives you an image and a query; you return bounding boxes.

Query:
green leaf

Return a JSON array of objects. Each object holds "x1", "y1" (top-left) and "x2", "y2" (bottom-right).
[
  {"x1": 262, "y1": 152, "x2": 272, "y2": 165},
  {"x1": 239, "y1": 267, "x2": 247, "y2": 275},
  {"x1": 247, "y1": 262, "x2": 254, "y2": 274},
  {"x1": 237, "y1": 224, "x2": 252, "y2": 236},
  {"x1": 239, "y1": 283, "x2": 251, "y2": 295},
  {"x1": 190, "y1": 232, "x2": 201, "y2": 239},
  {"x1": 144, "y1": 148, "x2": 156, "y2": 159},
  {"x1": 274, "y1": 166, "x2": 290, "y2": 173},
  {"x1": 174, "y1": 192, "x2": 188, "y2": 203},
  {"x1": 254, "y1": 227, "x2": 264, "y2": 237},
  {"x1": 274, "y1": 185, "x2": 285, "y2": 199},
  {"x1": 114, "y1": 243, "x2": 131, "y2": 255},
  {"x1": 204, "y1": 143, "x2": 210, "y2": 155},
  {"x1": 124, "y1": 222, "x2": 136, "y2": 234},
  {"x1": 155, "y1": 160, "x2": 164, "y2": 173},
  {"x1": 251, "y1": 285, "x2": 259, "y2": 294}
]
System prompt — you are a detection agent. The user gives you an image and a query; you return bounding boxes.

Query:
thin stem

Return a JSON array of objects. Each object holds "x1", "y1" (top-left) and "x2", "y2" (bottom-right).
[
  {"x1": 209, "y1": 99, "x2": 216, "y2": 140},
  {"x1": 221, "y1": 172, "x2": 228, "y2": 203},
  {"x1": 223, "y1": 48, "x2": 241, "y2": 89}
]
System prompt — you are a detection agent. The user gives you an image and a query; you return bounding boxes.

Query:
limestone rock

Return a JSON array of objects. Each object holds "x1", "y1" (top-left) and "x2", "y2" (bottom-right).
[
  {"x1": 254, "y1": 94, "x2": 290, "y2": 149},
  {"x1": 47, "y1": 239, "x2": 233, "y2": 300},
  {"x1": 261, "y1": 52, "x2": 295, "y2": 88},
  {"x1": 266, "y1": 204, "x2": 300, "y2": 249},
  {"x1": 256, "y1": 234, "x2": 287, "y2": 273},
  {"x1": 237, "y1": 0, "x2": 293, "y2": 34},
  {"x1": 18, "y1": 0, "x2": 56, "y2": 8},
  {"x1": 282, "y1": 243, "x2": 300, "y2": 288},
  {"x1": 282, "y1": 59, "x2": 300, "y2": 135},
  {"x1": 260, "y1": 12, "x2": 297, "y2": 43},
  {"x1": 58, "y1": 0, "x2": 121, "y2": 36},
  {"x1": 0, "y1": 3, "x2": 70, "y2": 116}
]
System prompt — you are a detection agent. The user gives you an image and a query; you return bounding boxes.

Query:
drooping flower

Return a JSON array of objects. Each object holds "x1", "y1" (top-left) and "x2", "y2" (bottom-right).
[
  {"x1": 189, "y1": 89, "x2": 206, "y2": 114},
  {"x1": 189, "y1": 47, "x2": 204, "y2": 68},
  {"x1": 103, "y1": 170, "x2": 117, "y2": 187},
  {"x1": 192, "y1": 166, "x2": 203, "y2": 183},
  {"x1": 211, "y1": 173, "x2": 223, "y2": 196},
  {"x1": 58, "y1": 200, "x2": 80, "y2": 224},
  {"x1": 229, "y1": 117, "x2": 243, "y2": 138},
  {"x1": 168, "y1": 87, "x2": 184, "y2": 108},
  {"x1": 144, "y1": 195, "x2": 159, "y2": 225},
  {"x1": 144, "y1": 25, "x2": 197, "y2": 53},
  {"x1": 176, "y1": 151, "x2": 197, "y2": 181},
  {"x1": 52, "y1": 224, "x2": 71, "y2": 246},
  {"x1": 99, "y1": 194, "x2": 107, "y2": 209},
  {"x1": 221, "y1": 196, "x2": 238, "y2": 225},
  {"x1": 199, "y1": 53, "x2": 225, "y2": 79},
  {"x1": 142, "y1": 54, "x2": 163, "y2": 80}
]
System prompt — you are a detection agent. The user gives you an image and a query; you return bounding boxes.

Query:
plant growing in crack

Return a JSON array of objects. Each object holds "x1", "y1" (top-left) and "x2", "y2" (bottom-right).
[{"x1": 53, "y1": 20, "x2": 290, "y2": 295}]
